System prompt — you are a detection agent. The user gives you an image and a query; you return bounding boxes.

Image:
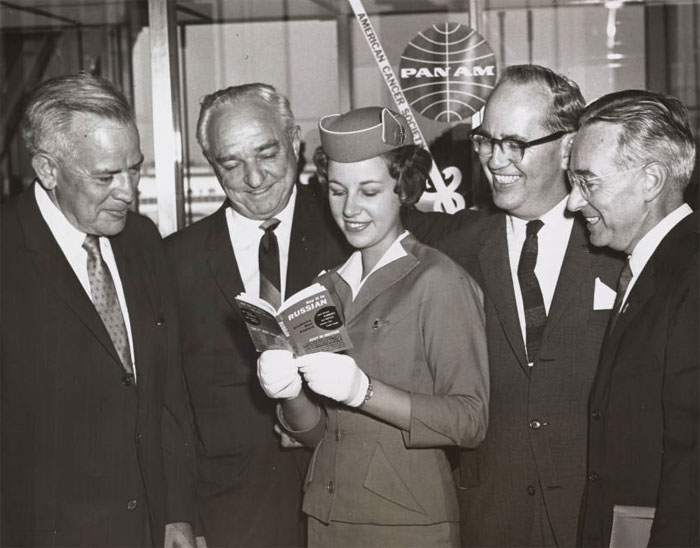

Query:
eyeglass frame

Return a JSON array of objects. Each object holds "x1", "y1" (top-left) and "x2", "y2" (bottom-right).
[
  {"x1": 469, "y1": 129, "x2": 569, "y2": 163},
  {"x1": 567, "y1": 164, "x2": 648, "y2": 199}
]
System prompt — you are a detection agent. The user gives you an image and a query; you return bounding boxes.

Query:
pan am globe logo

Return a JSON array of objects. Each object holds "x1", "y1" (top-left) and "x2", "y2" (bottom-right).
[{"x1": 399, "y1": 23, "x2": 497, "y2": 123}]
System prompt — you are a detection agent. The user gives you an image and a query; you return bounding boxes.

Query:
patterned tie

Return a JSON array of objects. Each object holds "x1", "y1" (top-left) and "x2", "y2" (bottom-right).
[
  {"x1": 518, "y1": 220, "x2": 546, "y2": 366},
  {"x1": 609, "y1": 259, "x2": 633, "y2": 333},
  {"x1": 259, "y1": 218, "x2": 281, "y2": 309},
  {"x1": 83, "y1": 235, "x2": 135, "y2": 385}
]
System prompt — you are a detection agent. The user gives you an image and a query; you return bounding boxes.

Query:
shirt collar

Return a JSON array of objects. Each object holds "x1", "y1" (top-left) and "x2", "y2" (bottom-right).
[
  {"x1": 34, "y1": 182, "x2": 87, "y2": 248},
  {"x1": 507, "y1": 194, "x2": 570, "y2": 234},
  {"x1": 226, "y1": 185, "x2": 297, "y2": 243},
  {"x1": 337, "y1": 230, "x2": 409, "y2": 299},
  {"x1": 628, "y1": 203, "x2": 693, "y2": 277}
]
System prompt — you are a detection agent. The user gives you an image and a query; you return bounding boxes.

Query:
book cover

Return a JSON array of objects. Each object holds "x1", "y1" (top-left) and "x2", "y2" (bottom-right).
[{"x1": 236, "y1": 283, "x2": 353, "y2": 356}]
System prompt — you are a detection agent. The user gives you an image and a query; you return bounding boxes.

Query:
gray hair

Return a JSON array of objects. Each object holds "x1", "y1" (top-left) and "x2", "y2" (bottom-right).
[
  {"x1": 580, "y1": 90, "x2": 696, "y2": 190},
  {"x1": 196, "y1": 83, "x2": 296, "y2": 159},
  {"x1": 496, "y1": 64, "x2": 585, "y2": 133},
  {"x1": 21, "y1": 72, "x2": 134, "y2": 159}
]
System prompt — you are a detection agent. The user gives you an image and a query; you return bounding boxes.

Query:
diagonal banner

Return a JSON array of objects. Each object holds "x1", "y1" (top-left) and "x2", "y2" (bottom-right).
[{"x1": 347, "y1": 0, "x2": 465, "y2": 213}]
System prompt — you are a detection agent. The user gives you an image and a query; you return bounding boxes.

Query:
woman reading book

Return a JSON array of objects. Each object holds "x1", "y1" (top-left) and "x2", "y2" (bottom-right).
[{"x1": 256, "y1": 106, "x2": 489, "y2": 547}]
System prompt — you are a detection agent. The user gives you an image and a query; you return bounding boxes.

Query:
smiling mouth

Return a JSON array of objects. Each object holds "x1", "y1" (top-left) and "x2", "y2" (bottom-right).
[
  {"x1": 248, "y1": 186, "x2": 274, "y2": 196},
  {"x1": 343, "y1": 220, "x2": 370, "y2": 233},
  {"x1": 492, "y1": 173, "x2": 521, "y2": 186},
  {"x1": 585, "y1": 215, "x2": 601, "y2": 226}
]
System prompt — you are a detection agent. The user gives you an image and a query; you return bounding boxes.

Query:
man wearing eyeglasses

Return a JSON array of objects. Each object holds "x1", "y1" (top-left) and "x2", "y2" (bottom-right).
[
  {"x1": 568, "y1": 90, "x2": 699, "y2": 548},
  {"x1": 426, "y1": 64, "x2": 624, "y2": 547}
]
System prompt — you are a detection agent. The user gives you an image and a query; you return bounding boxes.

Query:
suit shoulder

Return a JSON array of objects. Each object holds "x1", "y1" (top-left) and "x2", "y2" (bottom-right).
[
  {"x1": 123, "y1": 211, "x2": 161, "y2": 241},
  {"x1": 164, "y1": 208, "x2": 222, "y2": 251}
]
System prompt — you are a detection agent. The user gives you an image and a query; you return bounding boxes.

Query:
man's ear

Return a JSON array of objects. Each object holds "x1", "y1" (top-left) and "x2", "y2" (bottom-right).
[
  {"x1": 290, "y1": 125, "x2": 301, "y2": 160},
  {"x1": 31, "y1": 153, "x2": 59, "y2": 191},
  {"x1": 642, "y1": 162, "x2": 666, "y2": 202},
  {"x1": 559, "y1": 132, "x2": 577, "y2": 171}
]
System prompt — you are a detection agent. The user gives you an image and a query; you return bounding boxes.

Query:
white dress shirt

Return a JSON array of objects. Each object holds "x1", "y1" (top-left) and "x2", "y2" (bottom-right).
[
  {"x1": 34, "y1": 183, "x2": 136, "y2": 374},
  {"x1": 506, "y1": 196, "x2": 575, "y2": 351},
  {"x1": 621, "y1": 203, "x2": 693, "y2": 308},
  {"x1": 337, "y1": 231, "x2": 409, "y2": 300},
  {"x1": 225, "y1": 186, "x2": 297, "y2": 301}
]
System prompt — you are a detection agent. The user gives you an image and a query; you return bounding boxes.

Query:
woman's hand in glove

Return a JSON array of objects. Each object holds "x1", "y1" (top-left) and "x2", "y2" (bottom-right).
[
  {"x1": 296, "y1": 352, "x2": 369, "y2": 407},
  {"x1": 257, "y1": 349, "x2": 302, "y2": 400}
]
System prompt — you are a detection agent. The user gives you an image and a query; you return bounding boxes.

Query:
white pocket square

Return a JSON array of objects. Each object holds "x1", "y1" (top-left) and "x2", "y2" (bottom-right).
[{"x1": 594, "y1": 277, "x2": 616, "y2": 310}]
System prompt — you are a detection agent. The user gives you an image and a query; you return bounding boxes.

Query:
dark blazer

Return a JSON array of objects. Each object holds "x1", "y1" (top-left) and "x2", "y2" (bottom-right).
[
  {"x1": 163, "y1": 183, "x2": 351, "y2": 547},
  {"x1": 410, "y1": 210, "x2": 624, "y2": 547},
  {"x1": 0, "y1": 186, "x2": 196, "y2": 547},
  {"x1": 578, "y1": 211, "x2": 699, "y2": 548}
]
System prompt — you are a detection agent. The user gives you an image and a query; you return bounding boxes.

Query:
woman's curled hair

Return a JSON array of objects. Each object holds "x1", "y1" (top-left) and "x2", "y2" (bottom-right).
[{"x1": 313, "y1": 144, "x2": 432, "y2": 207}]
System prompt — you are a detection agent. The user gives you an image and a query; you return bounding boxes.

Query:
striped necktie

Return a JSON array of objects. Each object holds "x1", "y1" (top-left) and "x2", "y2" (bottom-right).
[
  {"x1": 83, "y1": 234, "x2": 135, "y2": 386},
  {"x1": 518, "y1": 220, "x2": 546, "y2": 366},
  {"x1": 259, "y1": 218, "x2": 281, "y2": 309}
]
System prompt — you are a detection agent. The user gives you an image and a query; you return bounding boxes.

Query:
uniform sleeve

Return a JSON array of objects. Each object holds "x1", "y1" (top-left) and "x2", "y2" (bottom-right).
[
  {"x1": 402, "y1": 264, "x2": 489, "y2": 449},
  {"x1": 649, "y1": 262, "x2": 700, "y2": 547}
]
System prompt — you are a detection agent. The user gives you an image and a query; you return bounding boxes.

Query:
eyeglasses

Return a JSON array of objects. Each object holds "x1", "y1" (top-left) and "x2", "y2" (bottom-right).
[
  {"x1": 469, "y1": 129, "x2": 568, "y2": 163},
  {"x1": 567, "y1": 165, "x2": 647, "y2": 199}
]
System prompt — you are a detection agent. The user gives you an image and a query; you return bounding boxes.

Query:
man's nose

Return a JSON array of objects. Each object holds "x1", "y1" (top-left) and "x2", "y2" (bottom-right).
[
  {"x1": 244, "y1": 163, "x2": 264, "y2": 188},
  {"x1": 487, "y1": 143, "x2": 512, "y2": 170},
  {"x1": 567, "y1": 183, "x2": 588, "y2": 212},
  {"x1": 113, "y1": 172, "x2": 136, "y2": 203}
]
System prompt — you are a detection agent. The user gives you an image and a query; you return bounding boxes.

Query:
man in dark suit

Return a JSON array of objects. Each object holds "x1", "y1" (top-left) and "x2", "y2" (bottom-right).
[
  {"x1": 164, "y1": 83, "x2": 351, "y2": 547},
  {"x1": 412, "y1": 65, "x2": 623, "y2": 547},
  {"x1": 1, "y1": 74, "x2": 196, "y2": 547},
  {"x1": 568, "y1": 90, "x2": 699, "y2": 547}
]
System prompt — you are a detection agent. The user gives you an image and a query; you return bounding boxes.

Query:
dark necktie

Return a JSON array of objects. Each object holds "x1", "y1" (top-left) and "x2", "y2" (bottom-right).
[
  {"x1": 518, "y1": 220, "x2": 546, "y2": 365},
  {"x1": 259, "y1": 218, "x2": 281, "y2": 309},
  {"x1": 609, "y1": 259, "x2": 633, "y2": 332},
  {"x1": 82, "y1": 235, "x2": 135, "y2": 385}
]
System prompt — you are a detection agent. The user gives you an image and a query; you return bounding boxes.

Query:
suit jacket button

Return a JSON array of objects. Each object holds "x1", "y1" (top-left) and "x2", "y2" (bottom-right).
[
  {"x1": 529, "y1": 419, "x2": 542, "y2": 430},
  {"x1": 327, "y1": 481, "x2": 335, "y2": 494},
  {"x1": 126, "y1": 499, "x2": 138, "y2": 510},
  {"x1": 588, "y1": 472, "x2": 600, "y2": 482},
  {"x1": 591, "y1": 410, "x2": 601, "y2": 420},
  {"x1": 156, "y1": 318, "x2": 165, "y2": 327},
  {"x1": 527, "y1": 485, "x2": 536, "y2": 496}
]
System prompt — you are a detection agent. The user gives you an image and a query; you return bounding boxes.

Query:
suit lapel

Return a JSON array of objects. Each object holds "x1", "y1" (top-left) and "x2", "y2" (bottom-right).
[
  {"x1": 207, "y1": 205, "x2": 245, "y2": 315},
  {"x1": 477, "y1": 214, "x2": 529, "y2": 371},
  {"x1": 541, "y1": 218, "x2": 589, "y2": 347},
  {"x1": 600, "y1": 259, "x2": 656, "y2": 360},
  {"x1": 287, "y1": 189, "x2": 324, "y2": 298},
  {"x1": 111, "y1": 230, "x2": 158, "y2": 384},
  {"x1": 19, "y1": 188, "x2": 123, "y2": 369}
]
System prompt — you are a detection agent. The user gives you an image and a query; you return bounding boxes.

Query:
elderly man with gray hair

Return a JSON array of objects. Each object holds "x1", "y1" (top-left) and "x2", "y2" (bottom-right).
[
  {"x1": 1, "y1": 73, "x2": 196, "y2": 548},
  {"x1": 568, "y1": 90, "x2": 699, "y2": 548}
]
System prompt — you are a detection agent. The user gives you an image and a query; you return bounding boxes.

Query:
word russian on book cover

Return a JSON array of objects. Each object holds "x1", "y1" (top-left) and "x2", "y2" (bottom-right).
[{"x1": 236, "y1": 283, "x2": 352, "y2": 356}]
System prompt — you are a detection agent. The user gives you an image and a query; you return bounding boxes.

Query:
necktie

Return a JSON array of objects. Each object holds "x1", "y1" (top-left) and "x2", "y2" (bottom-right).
[
  {"x1": 83, "y1": 235, "x2": 135, "y2": 385},
  {"x1": 609, "y1": 259, "x2": 633, "y2": 332},
  {"x1": 259, "y1": 218, "x2": 281, "y2": 309},
  {"x1": 518, "y1": 220, "x2": 546, "y2": 365}
]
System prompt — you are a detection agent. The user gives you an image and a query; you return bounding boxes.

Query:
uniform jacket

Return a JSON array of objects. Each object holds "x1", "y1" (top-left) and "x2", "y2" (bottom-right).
[
  {"x1": 163, "y1": 183, "x2": 351, "y2": 547},
  {"x1": 412, "y1": 211, "x2": 624, "y2": 547},
  {"x1": 292, "y1": 235, "x2": 489, "y2": 527},
  {"x1": 0, "y1": 186, "x2": 196, "y2": 547},
  {"x1": 578, "y1": 211, "x2": 699, "y2": 548}
]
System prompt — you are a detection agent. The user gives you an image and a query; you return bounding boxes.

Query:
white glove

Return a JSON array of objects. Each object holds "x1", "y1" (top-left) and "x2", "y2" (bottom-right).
[
  {"x1": 296, "y1": 352, "x2": 369, "y2": 407},
  {"x1": 257, "y1": 349, "x2": 302, "y2": 400}
]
